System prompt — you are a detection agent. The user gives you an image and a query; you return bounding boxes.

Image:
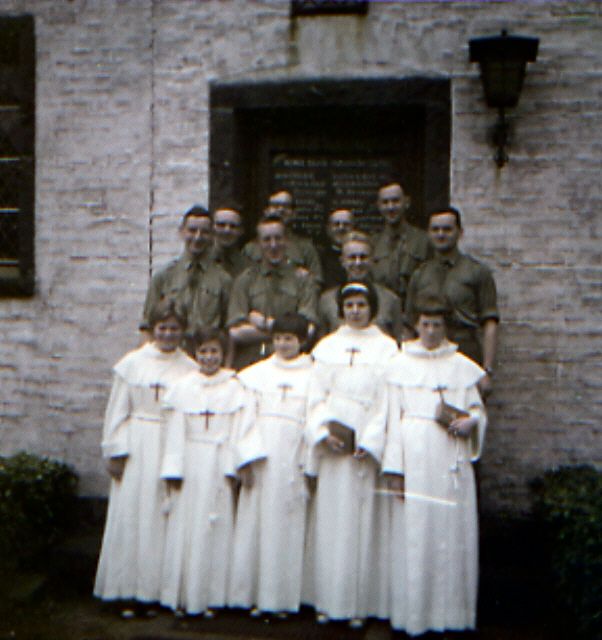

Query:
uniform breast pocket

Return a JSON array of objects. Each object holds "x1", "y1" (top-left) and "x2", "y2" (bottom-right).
[
  {"x1": 165, "y1": 282, "x2": 186, "y2": 301},
  {"x1": 274, "y1": 284, "x2": 298, "y2": 311},
  {"x1": 248, "y1": 283, "x2": 269, "y2": 313},
  {"x1": 445, "y1": 275, "x2": 474, "y2": 302},
  {"x1": 199, "y1": 285, "x2": 221, "y2": 313}
]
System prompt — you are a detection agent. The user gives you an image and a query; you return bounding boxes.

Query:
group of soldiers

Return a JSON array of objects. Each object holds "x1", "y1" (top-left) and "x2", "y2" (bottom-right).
[{"x1": 141, "y1": 181, "x2": 499, "y2": 390}]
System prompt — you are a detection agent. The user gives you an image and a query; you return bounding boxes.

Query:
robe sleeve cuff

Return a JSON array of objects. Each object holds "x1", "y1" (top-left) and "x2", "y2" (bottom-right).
[
  {"x1": 236, "y1": 453, "x2": 267, "y2": 470},
  {"x1": 312, "y1": 424, "x2": 330, "y2": 446},
  {"x1": 360, "y1": 444, "x2": 382, "y2": 465},
  {"x1": 161, "y1": 454, "x2": 184, "y2": 479},
  {"x1": 381, "y1": 465, "x2": 404, "y2": 476},
  {"x1": 101, "y1": 440, "x2": 128, "y2": 460}
]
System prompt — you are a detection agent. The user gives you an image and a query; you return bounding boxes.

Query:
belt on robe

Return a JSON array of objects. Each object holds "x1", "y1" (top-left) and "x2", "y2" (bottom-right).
[{"x1": 130, "y1": 413, "x2": 161, "y2": 422}]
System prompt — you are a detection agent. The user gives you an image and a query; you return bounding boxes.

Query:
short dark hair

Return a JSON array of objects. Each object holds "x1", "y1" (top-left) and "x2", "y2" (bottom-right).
[
  {"x1": 378, "y1": 180, "x2": 403, "y2": 192},
  {"x1": 328, "y1": 207, "x2": 354, "y2": 220},
  {"x1": 411, "y1": 295, "x2": 453, "y2": 327},
  {"x1": 336, "y1": 281, "x2": 379, "y2": 321},
  {"x1": 342, "y1": 230, "x2": 373, "y2": 254},
  {"x1": 148, "y1": 299, "x2": 187, "y2": 330},
  {"x1": 271, "y1": 313, "x2": 309, "y2": 341},
  {"x1": 429, "y1": 206, "x2": 462, "y2": 229},
  {"x1": 213, "y1": 202, "x2": 243, "y2": 218},
  {"x1": 191, "y1": 327, "x2": 229, "y2": 354},
  {"x1": 257, "y1": 214, "x2": 286, "y2": 233},
  {"x1": 269, "y1": 190, "x2": 295, "y2": 208},
  {"x1": 180, "y1": 204, "x2": 210, "y2": 228}
]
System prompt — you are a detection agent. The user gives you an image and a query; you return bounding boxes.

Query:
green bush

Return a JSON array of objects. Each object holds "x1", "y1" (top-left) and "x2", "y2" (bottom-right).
[
  {"x1": 531, "y1": 464, "x2": 602, "y2": 640},
  {"x1": 0, "y1": 451, "x2": 78, "y2": 571}
]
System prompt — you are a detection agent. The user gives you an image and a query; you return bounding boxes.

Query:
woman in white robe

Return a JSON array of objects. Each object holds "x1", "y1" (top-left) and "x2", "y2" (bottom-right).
[
  {"x1": 94, "y1": 303, "x2": 196, "y2": 611},
  {"x1": 229, "y1": 313, "x2": 313, "y2": 617},
  {"x1": 306, "y1": 282, "x2": 398, "y2": 628},
  {"x1": 383, "y1": 302, "x2": 487, "y2": 635},
  {"x1": 160, "y1": 328, "x2": 258, "y2": 617}
]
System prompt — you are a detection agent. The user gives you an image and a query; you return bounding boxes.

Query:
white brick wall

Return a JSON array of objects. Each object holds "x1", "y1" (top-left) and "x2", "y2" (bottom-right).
[{"x1": 0, "y1": 0, "x2": 600, "y2": 512}]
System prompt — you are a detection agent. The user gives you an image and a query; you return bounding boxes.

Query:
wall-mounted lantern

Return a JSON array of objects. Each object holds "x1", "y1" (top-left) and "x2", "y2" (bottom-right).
[{"x1": 469, "y1": 30, "x2": 539, "y2": 167}]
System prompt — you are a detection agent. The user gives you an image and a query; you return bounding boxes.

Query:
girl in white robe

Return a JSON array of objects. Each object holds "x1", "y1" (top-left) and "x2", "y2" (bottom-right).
[
  {"x1": 94, "y1": 304, "x2": 196, "y2": 612},
  {"x1": 383, "y1": 304, "x2": 487, "y2": 636},
  {"x1": 229, "y1": 313, "x2": 313, "y2": 617},
  {"x1": 160, "y1": 328, "x2": 258, "y2": 617},
  {"x1": 306, "y1": 282, "x2": 398, "y2": 628}
]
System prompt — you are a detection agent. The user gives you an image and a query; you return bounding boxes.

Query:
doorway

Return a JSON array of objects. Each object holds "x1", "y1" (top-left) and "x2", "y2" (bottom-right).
[{"x1": 209, "y1": 78, "x2": 450, "y2": 243}]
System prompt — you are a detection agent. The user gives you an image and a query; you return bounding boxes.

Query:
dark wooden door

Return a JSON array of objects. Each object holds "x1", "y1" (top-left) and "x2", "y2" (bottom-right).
[{"x1": 210, "y1": 78, "x2": 449, "y2": 243}]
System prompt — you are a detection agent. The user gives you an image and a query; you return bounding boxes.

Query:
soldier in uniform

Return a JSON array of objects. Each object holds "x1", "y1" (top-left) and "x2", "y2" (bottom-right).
[
  {"x1": 405, "y1": 206, "x2": 499, "y2": 395},
  {"x1": 210, "y1": 204, "x2": 250, "y2": 278},
  {"x1": 371, "y1": 182, "x2": 431, "y2": 303},
  {"x1": 242, "y1": 191, "x2": 323, "y2": 285},
  {"x1": 318, "y1": 208, "x2": 355, "y2": 290},
  {"x1": 140, "y1": 205, "x2": 232, "y2": 343},
  {"x1": 228, "y1": 216, "x2": 319, "y2": 369},
  {"x1": 318, "y1": 231, "x2": 402, "y2": 341}
]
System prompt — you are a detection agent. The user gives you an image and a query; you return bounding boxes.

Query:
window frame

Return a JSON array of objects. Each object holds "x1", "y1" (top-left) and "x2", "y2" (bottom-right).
[{"x1": 0, "y1": 14, "x2": 35, "y2": 297}]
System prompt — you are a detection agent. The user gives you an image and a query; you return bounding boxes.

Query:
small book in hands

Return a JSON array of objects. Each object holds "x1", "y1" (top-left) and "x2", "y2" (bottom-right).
[
  {"x1": 327, "y1": 420, "x2": 356, "y2": 454},
  {"x1": 435, "y1": 399, "x2": 470, "y2": 429}
]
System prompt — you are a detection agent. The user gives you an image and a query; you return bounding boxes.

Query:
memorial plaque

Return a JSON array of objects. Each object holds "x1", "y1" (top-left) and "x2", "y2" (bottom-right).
[
  {"x1": 210, "y1": 78, "x2": 450, "y2": 246},
  {"x1": 271, "y1": 154, "x2": 396, "y2": 239}
]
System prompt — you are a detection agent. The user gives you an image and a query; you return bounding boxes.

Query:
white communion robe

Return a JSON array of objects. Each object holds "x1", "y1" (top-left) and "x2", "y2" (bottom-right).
[
  {"x1": 229, "y1": 353, "x2": 314, "y2": 613},
  {"x1": 383, "y1": 339, "x2": 487, "y2": 636},
  {"x1": 159, "y1": 368, "x2": 258, "y2": 615},
  {"x1": 94, "y1": 343, "x2": 196, "y2": 603},
  {"x1": 306, "y1": 324, "x2": 398, "y2": 620}
]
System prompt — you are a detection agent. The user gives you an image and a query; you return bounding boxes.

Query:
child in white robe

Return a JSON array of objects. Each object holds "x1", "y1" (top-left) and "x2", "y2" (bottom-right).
[
  {"x1": 160, "y1": 328, "x2": 259, "y2": 617},
  {"x1": 383, "y1": 299, "x2": 487, "y2": 635},
  {"x1": 94, "y1": 302, "x2": 196, "y2": 615},
  {"x1": 229, "y1": 313, "x2": 313, "y2": 617},
  {"x1": 306, "y1": 282, "x2": 398, "y2": 628}
]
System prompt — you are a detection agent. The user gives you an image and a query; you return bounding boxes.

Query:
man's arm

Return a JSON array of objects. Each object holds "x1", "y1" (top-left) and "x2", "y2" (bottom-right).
[
  {"x1": 401, "y1": 270, "x2": 419, "y2": 341},
  {"x1": 226, "y1": 270, "x2": 270, "y2": 346},
  {"x1": 482, "y1": 318, "x2": 498, "y2": 373},
  {"x1": 140, "y1": 270, "x2": 164, "y2": 331},
  {"x1": 228, "y1": 312, "x2": 271, "y2": 345},
  {"x1": 478, "y1": 318, "x2": 498, "y2": 398}
]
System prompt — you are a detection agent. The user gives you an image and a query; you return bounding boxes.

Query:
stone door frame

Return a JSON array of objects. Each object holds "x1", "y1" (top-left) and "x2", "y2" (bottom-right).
[{"x1": 209, "y1": 77, "x2": 450, "y2": 238}]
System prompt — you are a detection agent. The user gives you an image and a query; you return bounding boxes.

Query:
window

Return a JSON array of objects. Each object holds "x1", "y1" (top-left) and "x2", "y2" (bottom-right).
[
  {"x1": 0, "y1": 15, "x2": 34, "y2": 296},
  {"x1": 291, "y1": 0, "x2": 369, "y2": 17}
]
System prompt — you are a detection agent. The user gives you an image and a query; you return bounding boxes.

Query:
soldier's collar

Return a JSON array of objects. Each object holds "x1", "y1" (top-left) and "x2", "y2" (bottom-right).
[
  {"x1": 260, "y1": 260, "x2": 286, "y2": 275},
  {"x1": 384, "y1": 219, "x2": 408, "y2": 239},
  {"x1": 435, "y1": 247, "x2": 461, "y2": 266},
  {"x1": 183, "y1": 252, "x2": 210, "y2": 270}
]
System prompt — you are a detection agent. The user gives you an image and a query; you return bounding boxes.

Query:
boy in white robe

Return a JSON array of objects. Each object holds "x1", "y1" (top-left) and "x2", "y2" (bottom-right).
[
  {"x1": 229, "y1": 313, "x2": 313, "y2": 617},
  {"x1": 160, "y1": 328, "x2": 259, "y2": 617},
  {"x1": 383, "y1": 298, "x2": 487, "y2": 635},
  {"x1": 306, "y1": 282, "x2": 398, "y2": 628},
  {"x1": 94, "y1": 303, "x2": 196, "y2": 615}
]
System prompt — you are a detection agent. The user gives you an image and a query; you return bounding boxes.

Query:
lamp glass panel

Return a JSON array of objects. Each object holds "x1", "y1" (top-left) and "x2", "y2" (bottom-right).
[{"x1": 480, "y1": 60, "x2": 526, "y2": 109}]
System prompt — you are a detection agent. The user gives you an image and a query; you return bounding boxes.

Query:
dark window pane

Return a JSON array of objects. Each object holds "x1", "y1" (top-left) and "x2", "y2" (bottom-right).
[
  {"x1": 0, "y1": 160, "x2": 23, "y2": 209},
  {"x1": 0, "y1": 16, "x2": 34, "y2": 296},
  {"x1": 0, "y1": 210, "x2": 19, "y2": 263}
]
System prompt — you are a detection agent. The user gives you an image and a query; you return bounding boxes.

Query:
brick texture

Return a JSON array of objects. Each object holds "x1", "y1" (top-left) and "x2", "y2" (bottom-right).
[{"x1": 0, "y1": 0, "x2": 600, "y2": 512}]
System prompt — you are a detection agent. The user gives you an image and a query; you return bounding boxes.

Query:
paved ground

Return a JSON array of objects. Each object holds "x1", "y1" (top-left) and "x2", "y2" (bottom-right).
[
  {"x1": 1, "y1": 596, "x2": 563, "y2": 640},
  {"x1": 0, "y1": 508, "x2": 566, "y2": 640}
]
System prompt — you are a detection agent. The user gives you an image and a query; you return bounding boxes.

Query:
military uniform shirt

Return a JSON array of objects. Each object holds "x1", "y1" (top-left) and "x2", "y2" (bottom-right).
[
  {"x1": 242, "y1": 232, "x2": 323, "y2": 285},
  {"x1": 372, "y1": 222, "x2": 432, "y2": 302},
  {"x1": 405, "y1": 249, "x2": 499, "y2": 363},
  {"x1": 141, "y1": 254, "x2": 232, "y2": 335},
  {"x1": 227, "y1": 262, "x2": 319, "y2": 328},
  {"x1": 210, "y1": 243, "x2": 251, "y2": 278},
  {"x1": 317, "y1": 243, "x2": 347, "y2": 291}
]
